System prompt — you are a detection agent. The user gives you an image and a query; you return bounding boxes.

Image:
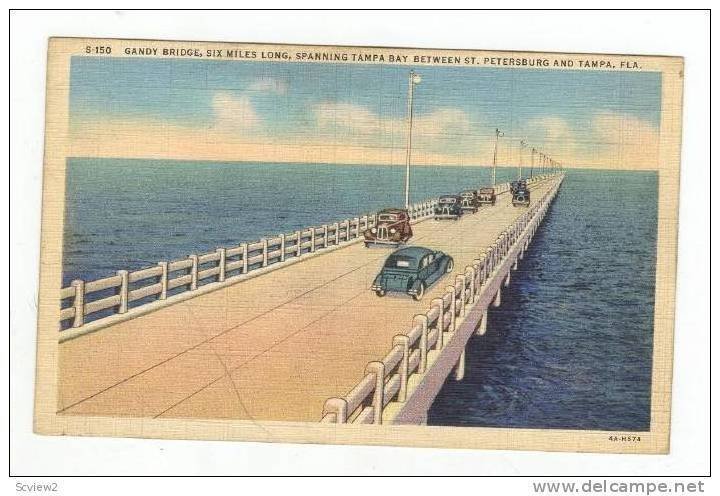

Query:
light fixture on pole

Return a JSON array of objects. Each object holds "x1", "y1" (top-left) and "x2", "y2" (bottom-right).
[
  {"x1": 404, "y1": 70, "x2": 422, "y2": 209},
  {"x1": 519, "y1": 140, "x2": 528, "y2": 180},
  {"x1": 492, "y1": 128, "x2": 504, "y2": 186}
]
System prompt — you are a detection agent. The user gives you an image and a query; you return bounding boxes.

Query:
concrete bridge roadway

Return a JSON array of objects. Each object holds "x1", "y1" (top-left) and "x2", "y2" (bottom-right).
[{"x1": 57, "y1": 177, "x2": 557, "y2": 423}]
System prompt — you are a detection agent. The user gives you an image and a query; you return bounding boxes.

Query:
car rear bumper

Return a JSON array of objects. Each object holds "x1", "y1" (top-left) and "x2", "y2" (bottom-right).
[
  {"x1": 365, "y1": 238, "x2": 402, "y2": 246},
  {"x1": 434, "y1": 213, "x2": 461, "y2": 219}
]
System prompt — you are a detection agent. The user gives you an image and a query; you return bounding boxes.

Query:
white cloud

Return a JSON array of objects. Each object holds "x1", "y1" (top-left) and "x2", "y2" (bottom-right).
[
  {"x1": 312, "y1": 101, "x2": 473, "y2": 144},
  {"x1": 314, "y1": 102, "x2": 384, "y2": 135},
  {"x1": 211, "y1": 91, "x2": 262, "y2": 131}
]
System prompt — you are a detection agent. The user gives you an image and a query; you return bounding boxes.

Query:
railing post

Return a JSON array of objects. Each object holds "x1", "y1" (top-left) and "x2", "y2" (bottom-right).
[
  {"x1": 241, "y1": 243, "x2": 248, "y2": 274},
  {"x1": 71, "y1": 279, "x2": 85, "y2": 327},
  {"x1": 414, "y1": 314, "x2": 429, "y2": 373},
  {"x1": 189, "y1": 255, "x2": 198, "y2": 290},
  {"x1": 431, "y1": 298, "x2": 445, "y2": 350},
  {"x1": 322, "y1": 398, "x2": 348, "y2": 424},
  {"x1": 333, "y1": 222, "x2": 340, "y2": 245},
  {"x1": 365, "y1": 361, "x2": 385, "y2": 425},
  {"x1": 261, "y1": 238, "x2": 269, "y2": 266},
  {"x1": 296, "y1": 230, "x2": 302, "y2": 256},
  {"x1": 323, "y1": 224, "x2": 329, "y2": 248},
  {"x1": 470, "y1": 263, "x2": 479, "y2": 301},
  {"x1": 279, "y1": 234, "x2": 286, "y2": 262},
  {"x1": 446, "y1": 286, "x2": 457, "y2": 331},
  {"x1": 310, "y1": 228, "x2": 316, "y2": 253},
  {"x1": 117, "y1": 270, "x2": 129, "y2": 313},
  {"x1": 393, "y1": 335, "x2": 410, "y2": 402},
  {"x1": 157, "y1": 262, "x2": 168, "y2": 300},
  {"x1": 456, "y1": 275, "x2": 466, "y2": 317},
  {"x1": 353, "y1": 217, "x2": 359, "y2": 238},
  {"x1": 217, "y1": 248, "x2": 226, "y2": 282}
]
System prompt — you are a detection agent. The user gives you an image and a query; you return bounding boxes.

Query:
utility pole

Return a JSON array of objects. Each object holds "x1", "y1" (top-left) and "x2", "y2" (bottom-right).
[
  {"x1": 404, "y1": 70, "x2": 422, "y2": 209},
  {"x1": 492, "y1": 128, "x2": 504, "y2": 186},
  {"x1": 519, "y1": 140, "x2": 527, "y2": 180}
]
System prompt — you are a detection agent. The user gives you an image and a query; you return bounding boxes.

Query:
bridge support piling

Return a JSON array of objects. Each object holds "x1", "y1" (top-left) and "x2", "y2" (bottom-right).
[
  {"x1": 454, "y1": 347, "x2": 466, "y2": 381},
  {"x1": 504, "y1": 271, "x2": 511, "y2": 287},
  {"x1": 493, "y1": 288, "x2": 502, "y2": 307},
  {"x1": 476, "y1": 311, "x2": 488, "y2": 336}
]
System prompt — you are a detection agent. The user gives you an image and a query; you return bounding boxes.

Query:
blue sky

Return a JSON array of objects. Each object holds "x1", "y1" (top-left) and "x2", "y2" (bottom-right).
[{"x1": 68, "y1": 56, "x2": 663, "y2": 169}]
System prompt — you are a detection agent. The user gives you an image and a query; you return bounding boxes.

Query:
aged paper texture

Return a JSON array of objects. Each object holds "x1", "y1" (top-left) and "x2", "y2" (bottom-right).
[{"x1": 34, "y1": 38, "x2": 683, "y2": 453}]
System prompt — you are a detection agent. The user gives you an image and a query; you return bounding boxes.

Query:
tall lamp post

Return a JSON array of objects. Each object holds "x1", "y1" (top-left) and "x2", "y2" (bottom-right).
[
  {"x1": 519, "y1": 140, "x2": 527, "y2": 180},
  {"x1": 530, "y1": 147, "x2": 536, "y2": 178},
  {"x1": 404, "y1": 70, "x2": 422, "y2": 209},
  {"x1": 492, "y1": 128, "x2": 504, "y2": 186}
]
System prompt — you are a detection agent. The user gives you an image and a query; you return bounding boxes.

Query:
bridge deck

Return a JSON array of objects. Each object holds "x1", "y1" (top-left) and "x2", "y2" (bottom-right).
[{"x1": 57, "y1": 178, "x2": 556, "y2": 422}]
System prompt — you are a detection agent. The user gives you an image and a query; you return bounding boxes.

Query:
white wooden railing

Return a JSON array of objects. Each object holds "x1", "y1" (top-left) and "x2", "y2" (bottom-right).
[
  {"x1": 320, "y1": 173, "x2": 562, "y2": 424},
  {"x1": 58, "y1": 175, "x2": 548, "y2": 335}
]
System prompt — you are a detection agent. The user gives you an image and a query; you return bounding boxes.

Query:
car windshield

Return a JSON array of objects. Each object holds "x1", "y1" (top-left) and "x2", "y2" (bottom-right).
[
  {"x1": 384, "y1": 255, "x2": 418, "y2": 269},
  {"x1": 439, "y1": 197, "x2": 456, "y2": 204},
  {"x1": 378, "y1": 214, "x2": 398, "y2": 221}
]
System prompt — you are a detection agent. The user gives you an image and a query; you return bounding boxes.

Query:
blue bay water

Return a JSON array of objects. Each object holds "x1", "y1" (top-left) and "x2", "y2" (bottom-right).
[
  {"x1": 428, "y1": 169, "x2": 657, "y2": 431},
  {"x1": 63, "y1": 158, "x2": 525, "y2": 285},
  {"x1": 63, "y1": 159, "x2": 656, "y2": 431}
]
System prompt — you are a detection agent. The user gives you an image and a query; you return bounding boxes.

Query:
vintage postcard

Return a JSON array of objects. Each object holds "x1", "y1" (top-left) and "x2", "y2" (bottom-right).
[{"x1": 34, "y1": 38, "x2": 683, "y2": 453}]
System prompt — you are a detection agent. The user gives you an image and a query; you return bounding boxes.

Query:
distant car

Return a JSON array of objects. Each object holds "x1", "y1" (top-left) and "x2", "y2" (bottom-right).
[
  {"x1": 510, "y1": 179, "x2": 527, "y2": 195},
  {"x1": 477, "y1": 187, "x2": 496, "y2": 206},
  {"x1": 459, "y1": 190, "x2": 480, "y2": 214},
  {"x1": 434, "y1": 195, "x2": 463, "y2": 220},
  {"x1": 371, "y1": 246, "x2": 454, "y2": 300},
  {"x1": 363, "y1": 208, "x2": 413, "y2": 247},
  {"x1": 512, "y1": 187, "x2": 531, "y2": 207}
]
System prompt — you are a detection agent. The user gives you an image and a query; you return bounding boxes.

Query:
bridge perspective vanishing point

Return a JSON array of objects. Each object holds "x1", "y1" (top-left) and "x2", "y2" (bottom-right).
[{"x1": 56, "y1": 173, "x2": 564, "y2": 425}]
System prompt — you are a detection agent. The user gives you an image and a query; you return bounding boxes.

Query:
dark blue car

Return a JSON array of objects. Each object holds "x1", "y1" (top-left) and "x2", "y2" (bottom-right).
[{"x1": 371, "y1": 246, "x2": 454, "y2": 301}]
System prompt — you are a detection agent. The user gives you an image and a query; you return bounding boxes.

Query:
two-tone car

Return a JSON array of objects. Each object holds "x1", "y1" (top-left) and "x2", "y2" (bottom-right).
[
  {"x1": 477, "y1": 187, "x2": 496, "y2": 206},
  {"x1": 363, "y1": 208, "x2": 413, "y2": 247},
  {"x1": 459, "y1": 190, "x2": 480, "y2": 214},
  {"x1": 434, "y1": 195, "x2": 463, "y2": 220},
  {"x1": 512, "y1": 186, "x2": 531, "y2": 206},
  {"x1": 371, "y1": 246, "x2": 454, "y2": 301}
]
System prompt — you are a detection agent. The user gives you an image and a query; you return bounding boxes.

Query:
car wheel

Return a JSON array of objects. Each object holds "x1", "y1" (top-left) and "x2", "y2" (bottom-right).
[
  {"x1": 412, "y1": 282, "x2": 425, "y2": 301},
  {"x1": 375, "y1": 289, "x2": 386, "y2": 297},
  {"x1": 364, "y1": 242, "x2": 369, "y2": 248},
  {"x1": 446, "y1": 258, "x2": 454, "y2": 273}
]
